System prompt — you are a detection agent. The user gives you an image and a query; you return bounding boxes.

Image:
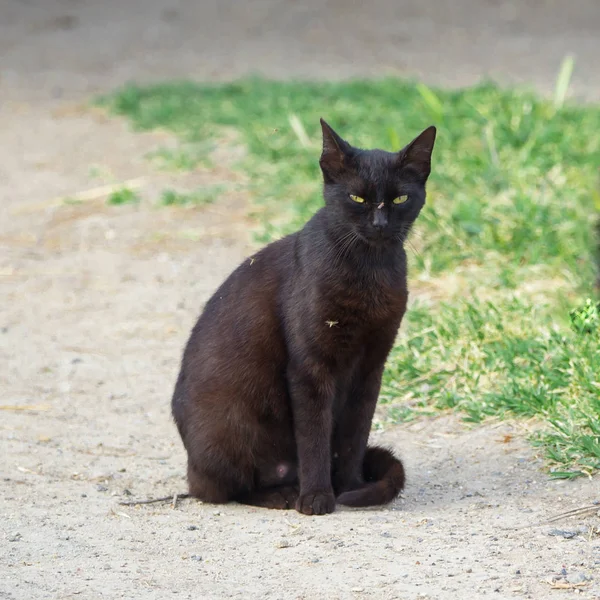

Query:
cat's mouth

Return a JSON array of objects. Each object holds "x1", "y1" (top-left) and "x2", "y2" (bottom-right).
[{"x1": 362, "y1": 229, "x2": 397, "y2": 245}]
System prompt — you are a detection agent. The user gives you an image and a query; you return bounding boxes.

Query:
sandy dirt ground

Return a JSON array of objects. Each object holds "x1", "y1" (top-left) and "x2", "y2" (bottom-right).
[{"x1": 1, "y1": 1, "x2": 599, "y2": 599}]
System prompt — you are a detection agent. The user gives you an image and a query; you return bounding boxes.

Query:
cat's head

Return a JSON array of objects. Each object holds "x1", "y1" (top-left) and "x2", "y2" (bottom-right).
[{"x1": 319, "y1": 119, "x2": 436, "y2": 245}]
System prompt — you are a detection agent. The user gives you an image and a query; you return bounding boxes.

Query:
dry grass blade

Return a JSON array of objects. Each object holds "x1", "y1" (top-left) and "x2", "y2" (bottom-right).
[
  {"x1": 118, "y1": 493, "x2": 190, "y2": 506},
  {"x1": 109, "y1": 508, "x2": 132, "y2": 519},
  {"x1": 548, "y1": 581, "x2": 588, "y2": 590},
  {"x1": 546, "y1": 503, "x2": 599, "y2": 524},
  {"x1": 288, "y1": 114, "x2": 312, "y2": 148},
  {"x1": 11, "y1": 177, "x2": 146, "y2": 214},
  {"x1": 499, "y1": 501, "x2": 599, "y2": 531}
]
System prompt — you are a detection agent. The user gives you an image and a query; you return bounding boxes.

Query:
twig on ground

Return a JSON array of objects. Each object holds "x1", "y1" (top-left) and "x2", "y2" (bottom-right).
[
  {"x1": 501, "y1": 501, "x2": 599, "y2": 531},
  {"x1": 118, "y1": 493, "x2": 190, "y2": 506},
  {"x1": 546, "y1": 502, "x2": 599, "y2": 524},
  {"x1": 547, "y1": 581, "x2": 588, "y2": 590}
]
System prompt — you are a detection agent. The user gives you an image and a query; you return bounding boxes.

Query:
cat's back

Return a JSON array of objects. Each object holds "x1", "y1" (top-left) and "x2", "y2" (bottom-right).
[
  {"x1": 197, "y1": 233, "x2": 296, "y2": 321},
  {"x1": 171, "y1": 233, "x2": 300, "y2": 469},
  {"x1": 181, "y1": 233, "x2": 298, "y2": 373}
]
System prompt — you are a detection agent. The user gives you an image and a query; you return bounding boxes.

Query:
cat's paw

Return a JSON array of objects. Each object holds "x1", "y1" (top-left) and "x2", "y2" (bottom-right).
[
  {"x1": 296, "y1": 490, "x2": 335, "y2": 515},
  {"x1": 268, "y1": 485, "x2": 299, "y2": 510}
]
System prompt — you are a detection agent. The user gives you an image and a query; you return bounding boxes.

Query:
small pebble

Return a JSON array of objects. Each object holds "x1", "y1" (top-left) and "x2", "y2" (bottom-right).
[
  {"x1": 122, "y1": 489, "x2": 132, "y2": 496},
  {"x1": 8, "y1": 533, "x2": 22, "y2": 542},
  {"x1": 190, "y1": 555, "x2": 202, "y2": 561},
  {"x1": 96, "y1": 484, "x2": 108, "y2": 492},
  {"x1": 276, "y1": 539, "x2": 292, "y2": 549},
  {"x1": 547, "y1": 528, "x2": 579, "y2": 539},
  {"x1": 187, "y1": 525, "x2": 198, "y2": 531}
]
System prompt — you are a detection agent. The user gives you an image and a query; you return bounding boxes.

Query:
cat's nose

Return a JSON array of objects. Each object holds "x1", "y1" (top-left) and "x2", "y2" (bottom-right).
[{"x1": 373, "y1": 211, "x2": 387, "y2": 229}]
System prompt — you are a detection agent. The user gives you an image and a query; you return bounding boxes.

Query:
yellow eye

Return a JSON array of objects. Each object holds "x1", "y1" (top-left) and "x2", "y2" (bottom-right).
[
  {"x1": 349, "y1": 194, "x2": 365, "y2": 204},
  {"x1": 393, "y1": 195, "x2": 409, "y2": 205}
]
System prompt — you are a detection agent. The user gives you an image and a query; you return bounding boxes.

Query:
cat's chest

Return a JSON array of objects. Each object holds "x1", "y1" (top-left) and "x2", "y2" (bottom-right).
[{"x1": 319, "y1": 275, "x2": 407, "y2": 332}]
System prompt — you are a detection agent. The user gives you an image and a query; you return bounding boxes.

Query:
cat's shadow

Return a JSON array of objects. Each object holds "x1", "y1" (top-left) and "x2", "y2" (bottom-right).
[{"x1": 371, "y1": 414, "x2": 547, "y2": 514}]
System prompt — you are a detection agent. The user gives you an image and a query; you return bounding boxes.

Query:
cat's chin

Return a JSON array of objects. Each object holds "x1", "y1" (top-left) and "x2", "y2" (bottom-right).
[{"x1": 361, "y1": 233, "x2": 401, "y2": 248}]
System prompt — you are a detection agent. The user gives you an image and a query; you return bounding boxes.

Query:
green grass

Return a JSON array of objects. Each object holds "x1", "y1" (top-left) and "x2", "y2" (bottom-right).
[
  {"x1": 106, "y1": 187, "x2": 141, "y2": 206},
  {"x1": 160, "y1": 185, "x2": 225, "y2": 206},
  {"x1": 381, "y1": 297, "x2": 600, "y2": 477},
  {"x1": 146, "y1": 143, "x2": 214, "y2": 171},
  {"x1": 102, "y1": 77, "x2": 600, "y2": 477}
]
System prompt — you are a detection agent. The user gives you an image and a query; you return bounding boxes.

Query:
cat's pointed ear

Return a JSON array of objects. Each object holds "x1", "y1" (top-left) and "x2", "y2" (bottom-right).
[
  {"x1": 399, "y1": 126, "x2": 437, "y2": 181},
  {"x1": 319, "y1": 118, "x2": 351, "y2": 180}
]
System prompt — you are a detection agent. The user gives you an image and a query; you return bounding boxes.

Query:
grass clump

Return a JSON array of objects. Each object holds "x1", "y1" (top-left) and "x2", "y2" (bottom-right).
[
  {"x1": 106, "y1": 187, "x2": 141, "y2": 206},
  {"x1": 382, "y1": 297, "x2": 600, "y2": 477},
  {"x1": 146, "y1": 143, "x2": 214, "y2": 171},
  {"x1": 160, "y1": 186, "x2": 224, "y2": 206},
  {"x1": 103, "y1": 77, "x2": 600, "y2": 477}
]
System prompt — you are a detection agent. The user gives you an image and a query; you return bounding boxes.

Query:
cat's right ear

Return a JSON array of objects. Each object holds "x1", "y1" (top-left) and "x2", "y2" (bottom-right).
[
  {"x1": 319, "y1": 118, "x2": 351, "y2": 181},
  {"x1": 399, "y1": 126, "x2": 437, "y2": 182}
]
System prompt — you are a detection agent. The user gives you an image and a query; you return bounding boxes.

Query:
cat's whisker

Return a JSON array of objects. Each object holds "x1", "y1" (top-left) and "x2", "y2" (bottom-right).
[
  {"x1": 332, "y1": 231, "x2": 359, "y2": 270},
  {"x1": 394, "y1": 224, "x2": 421, "y2": 259},
  {"x1": 331, "y1": 229, "x2": 358, "y2": 263},
  {"x1": 405, "y1": 228, "x2": 424, "y2": 241},
  {"x1": 330, "y1": 234, "x2": 349, "y2": 268},
  {"x1": 399, "y1": 224, "x2": 419, "y2": 244},
  {"x1": 343, "y1": 233, "x2": 360, "y2": 264},
  {"x1": 405, "y1": 239, "x2": 422, "y2": 261}
]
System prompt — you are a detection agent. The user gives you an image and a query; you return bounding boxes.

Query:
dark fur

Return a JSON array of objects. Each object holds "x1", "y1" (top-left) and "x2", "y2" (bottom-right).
[{"x1": 172, "y1": 119, "x2": 436, "y2": 515}]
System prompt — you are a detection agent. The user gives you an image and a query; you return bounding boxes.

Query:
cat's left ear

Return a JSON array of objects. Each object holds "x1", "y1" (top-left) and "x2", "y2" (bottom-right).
[
  {"x1": 399, "y1": 126, "x2": 437, "y2": 181},
  {"x1": 319, "y1": 118, "x2": 352, "y2": 181}
]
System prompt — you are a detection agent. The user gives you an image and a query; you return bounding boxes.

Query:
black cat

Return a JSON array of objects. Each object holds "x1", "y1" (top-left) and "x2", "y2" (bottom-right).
[{"x1": 172, "y1": 119, "x2": 436, "y2": 515}]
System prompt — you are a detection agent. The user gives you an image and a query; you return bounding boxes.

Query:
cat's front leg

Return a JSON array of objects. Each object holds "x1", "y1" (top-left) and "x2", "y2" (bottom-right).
[
  {"x1": 332, "y1": 366, "x2": 383, "y2": 495},
  {"x1": 287, "y1": 358, "x2": 336, "y2": 516},
  {"x1": 333, "y1": 323, "x2": 400, "y2": 495}
]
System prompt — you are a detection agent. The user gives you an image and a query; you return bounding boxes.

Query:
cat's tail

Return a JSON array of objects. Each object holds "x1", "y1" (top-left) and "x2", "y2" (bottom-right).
[{"x1": 336, "y1": 446, "x2": 405, "y2": 507}]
